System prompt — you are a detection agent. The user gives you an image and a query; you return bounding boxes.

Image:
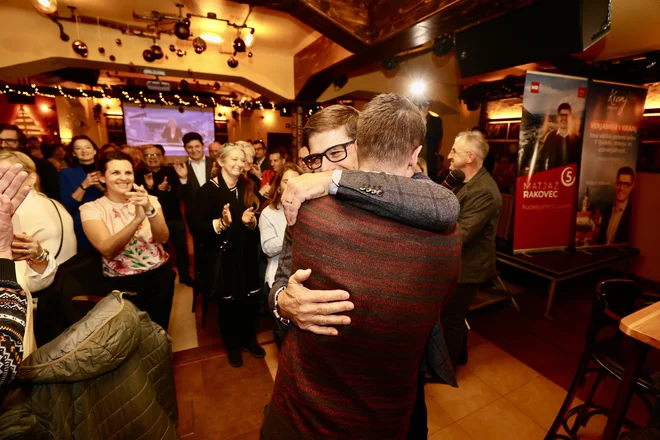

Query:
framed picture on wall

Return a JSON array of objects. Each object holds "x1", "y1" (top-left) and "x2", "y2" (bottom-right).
[
  {"x1": 486, "y1": 122, "x2": 509, "y2": 139},
  {"x1": 508, "y1": 122, "x2": 521, "y2": 140}
]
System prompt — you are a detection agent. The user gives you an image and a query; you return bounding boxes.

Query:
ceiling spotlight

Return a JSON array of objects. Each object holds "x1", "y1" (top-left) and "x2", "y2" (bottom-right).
[
  {"x1": 333, "y1": 75, "x2": 348, "y2": 89},
  {"x1": 245, "y1": 31, "x2": 255, "y2": 48},
  {"x1": 151, "y1": 45, "x2": 164, "y2": 60},
  {"x1": 115, "y1": 38, "x2": 122, "y2": 46},
  {"x1": 432, "y1": 34, "x2": 454, "y2": 57},
  {"x1": 200, "y1": 33, "x2": 222, "y2": 44},
  {"x1": 382, "y1": 57, "x2": 400, "y2": 71},
  {"x1": 247, "y1": 51, "x2": 253, "y2": 58},
  {"x1": 31, "y1": 0, "x2": 57, "y2": 15},
  {"x1": 177, "y1": 49, "x2": 186, "y2": 57},
  {"x1": 410, "y1": 80, "x2": 426, "y2": 96},
  {"x1": 169, "y1": 44, "x2": 176, "y2": 52},
  {"x1": 193, "y1": 37, "x2": 207, "y2": 54},
  {"x1": 233, "y1": 37, "x2": 246, "y2": 53},
  {"x1": 143, "y1": 49, "x2": 155, "y2": 63},
  {"x1": 213, "y1": 82, "x2": 221, "y2": 91},
  {"x1": 227, "y1": 57, "x2": 239, "y2": 68},
  {"x1": 174, "y1": 21, "x2": 190, "y2": 40}
]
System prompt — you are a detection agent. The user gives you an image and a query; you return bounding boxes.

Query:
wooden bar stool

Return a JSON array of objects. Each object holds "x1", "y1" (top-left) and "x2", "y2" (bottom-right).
[{"x1": 545, "y1": 280, "x2": 660, "y2": 440}]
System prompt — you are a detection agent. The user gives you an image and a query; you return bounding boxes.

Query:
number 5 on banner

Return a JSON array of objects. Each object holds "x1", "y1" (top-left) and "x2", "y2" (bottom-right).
[{"x1": 561, "y1": 167, "x2": 576, "y2": 187}]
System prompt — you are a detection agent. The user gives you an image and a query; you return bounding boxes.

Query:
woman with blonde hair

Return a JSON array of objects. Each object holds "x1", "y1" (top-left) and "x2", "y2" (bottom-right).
[
  {"x1": 0, "y1": 150, "x2": 76, "y2": 266},
  {"x1": 189, "y1": 142, "x2": 263, "y2": 368}
]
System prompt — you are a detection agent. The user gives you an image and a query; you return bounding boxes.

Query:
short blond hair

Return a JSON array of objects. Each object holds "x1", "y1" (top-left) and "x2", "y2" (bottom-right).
[
  {"x1": 303, "y1": 105, "x2": 359, "y2": 141},
  {"x1": 0, "y1": 149, "x2": 40, "y2": 192},
  {"x1": 455, "y1": 130, "x2": 490, "y2": 161},
  {"x1": 236, "y1": 141, "x2": 255, "y2": 162}
]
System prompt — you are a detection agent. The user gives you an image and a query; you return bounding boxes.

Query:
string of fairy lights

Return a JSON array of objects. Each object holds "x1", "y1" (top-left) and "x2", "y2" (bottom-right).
[{"x1": 0, "y1": 83, "x2": 278, "y2": 111}]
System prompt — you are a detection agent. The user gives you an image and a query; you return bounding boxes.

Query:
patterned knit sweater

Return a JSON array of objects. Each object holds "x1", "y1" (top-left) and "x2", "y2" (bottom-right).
[
  {"x1": 0, "y1": 259, "x2": 26, "y2": 391},
  {"x1": 263, "y1": 197, "x2": 461, "y2": 440}
]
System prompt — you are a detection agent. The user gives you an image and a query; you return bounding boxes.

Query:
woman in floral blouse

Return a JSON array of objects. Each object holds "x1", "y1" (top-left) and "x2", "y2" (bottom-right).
[{"x1": 80, "y1": 152, "x2": 174, "y2": 331}]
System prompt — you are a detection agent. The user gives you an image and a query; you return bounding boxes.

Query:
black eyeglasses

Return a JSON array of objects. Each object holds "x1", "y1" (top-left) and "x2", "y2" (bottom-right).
[
  {"x1": 0, "y1": 138, "x2": 19, "y2": 147},
  {"x1": 302, "y1": 140, "x2": 355, "y2": 170}
]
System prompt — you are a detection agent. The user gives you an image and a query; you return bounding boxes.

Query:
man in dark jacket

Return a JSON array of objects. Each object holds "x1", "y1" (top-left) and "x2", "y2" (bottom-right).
[
  {"x1": 135, "y1": 144, "x2": 193, "y2": 286},
  {"x1": 597, "y1": 166, "x2": 634, "y2": 246},
  {"x1": 443, "y1": 130, "x2": 502, "y2": 367}
]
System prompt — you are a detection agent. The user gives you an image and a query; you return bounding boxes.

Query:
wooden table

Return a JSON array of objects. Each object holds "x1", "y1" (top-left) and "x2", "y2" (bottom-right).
[
  {"x1": 601, "y1": 302, "x2": 660, "y2": 440},
  {"x1": 496, "y1": 247, "x2": 640, "y2": 319}
]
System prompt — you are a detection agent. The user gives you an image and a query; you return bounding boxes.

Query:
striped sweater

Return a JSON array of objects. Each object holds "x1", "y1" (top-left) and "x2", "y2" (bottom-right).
[
  {"x1": 0, "y1": 259, "x2": 26, "y2": 392},
  {"x1": 263, "y1": 197, "x2": 461, "y2": 440}
]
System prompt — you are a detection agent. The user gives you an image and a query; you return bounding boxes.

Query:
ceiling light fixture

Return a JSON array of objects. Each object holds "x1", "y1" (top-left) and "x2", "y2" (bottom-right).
[
  {"x1": 233, "y1": 36, "x2": 246, "y2": 53},
  {"x1": 410, "y1": 80, "x2": 426, "y2": 96},
  {"x1": 31, "y1": 0, "x2": 57, "y2": 15},
  {"x1": 200, "y1": 33, "x2": 222, "y2": 44}
]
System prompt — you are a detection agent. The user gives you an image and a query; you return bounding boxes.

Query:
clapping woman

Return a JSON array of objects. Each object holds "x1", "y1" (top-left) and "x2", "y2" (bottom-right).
[
  {"x1": 60, "y1": 136, "x2": 104, "y2": 250},
  {"x1": 80, "y1": 152, "x2": 174, "y2": 331},
  {"x1": 189, "y1": 143, "x2": 263, "y2": 368}
]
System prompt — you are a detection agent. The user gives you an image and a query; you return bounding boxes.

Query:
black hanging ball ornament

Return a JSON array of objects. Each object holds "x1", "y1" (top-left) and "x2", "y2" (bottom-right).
[
  {"x1": 143, "y1": 49, "x2": 155, "y2": 63},
  {"x1": 72, "y1": 40, "x2": 89, "y2": 58},
  {"x1": 232, "y1": 37, "x2": 246, "y2": 53},
  {"x1": 178, "y1": 106, "x2": 184, "y2": 113},
  {"x1": 247, "y1": 51, "x2": 253, "y2": 58},
  {"x1": 213, "y1": 82, "x2": 220, "y2": 91},
  {"x1": 151, "y1": 45, "x2": 164, "y2": 60},
  {"x1": 109, "y1": 55, "x2": 116, "y2": 62},
  {"x1": 227, "y1": 57, "x2": 239, "y2": 68},
  {"x1": 98, "y1": 46, "x2": 106, "y2": 54},
  {"x1": 115, "y1": 38, "x2": 122, "y2": 46},
  {"x1": 192, "y1": 37, "x2": 207, "y2": 54},
  {"x1": 169, "y1": 44, "x2": 176, "y2": 52},
  {"x1": 177, "y1": 49, "x2": 186, "y2": 58},
  {"x1": 180, "y1": 79, "x2": 189, "y2": 90},
  {"x1": 174, "y1": 21, "x2": 190, "y2": 40}
]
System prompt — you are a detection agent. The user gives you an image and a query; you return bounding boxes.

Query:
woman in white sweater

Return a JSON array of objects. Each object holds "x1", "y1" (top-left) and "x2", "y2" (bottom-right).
[{"x1": 258, "y1": 163, "x2": 301, "y2": 348}]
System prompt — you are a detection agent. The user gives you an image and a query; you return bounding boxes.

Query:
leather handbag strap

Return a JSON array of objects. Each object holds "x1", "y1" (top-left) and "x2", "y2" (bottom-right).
[{"x1": 48, "y1": 198, "x2": 64, "y2": 260}]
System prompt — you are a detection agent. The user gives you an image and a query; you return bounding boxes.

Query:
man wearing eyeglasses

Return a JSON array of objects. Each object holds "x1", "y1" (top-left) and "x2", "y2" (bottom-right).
[
  {"x1": 0, "y1": 124, "x2": 60, "y2": 202},
  {"x1": 136, "y1": 144, "x2": 193, "y2": 286},
  {"x1": 262, "y1": 96, "x2": 461, "y2": 440},
  {"x1": 597, "y1": 166, "x2": 635, "y2": 246},
  {"x1": 252, "y1": 139, "x2": 271, "y2": 177}
]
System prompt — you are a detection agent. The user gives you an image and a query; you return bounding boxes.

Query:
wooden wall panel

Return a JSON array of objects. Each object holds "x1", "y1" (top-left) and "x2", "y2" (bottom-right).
[{"x1": 294, "y1": 36, "x2": 352, "y2": 96}]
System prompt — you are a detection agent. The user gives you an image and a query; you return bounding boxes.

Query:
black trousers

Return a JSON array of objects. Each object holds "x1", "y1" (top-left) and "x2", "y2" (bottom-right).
[
  {"x1": 440, "y1": 283, "x2": 481, "y2": 368},
  {"x1": 105, "y1": 263, "x2": 176, "y2": 332},
  {"x1": 167, "y1": 219, "x2": 191, "y2": 280},
  {"x1": 406, "y1": 371, "x2": 428, "y2": 440},
  {"x1": 218, "y1": 292, "x2": 260, "y2": 352}
]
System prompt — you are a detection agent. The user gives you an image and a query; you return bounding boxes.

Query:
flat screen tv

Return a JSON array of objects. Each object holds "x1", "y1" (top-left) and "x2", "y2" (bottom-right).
[{"x1": 122, "y1": 104, "x2": 215, "y2": 156}]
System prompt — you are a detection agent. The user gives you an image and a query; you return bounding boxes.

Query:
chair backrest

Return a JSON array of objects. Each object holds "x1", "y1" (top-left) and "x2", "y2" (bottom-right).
[{"x1": 596, "y1": 279, "x2": 646, "y2": 322}]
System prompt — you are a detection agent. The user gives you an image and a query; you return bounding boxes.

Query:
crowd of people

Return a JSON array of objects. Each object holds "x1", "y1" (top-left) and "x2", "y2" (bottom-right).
[{"x1": 0, "y1": 92, "x2": 508, "y2": 439}]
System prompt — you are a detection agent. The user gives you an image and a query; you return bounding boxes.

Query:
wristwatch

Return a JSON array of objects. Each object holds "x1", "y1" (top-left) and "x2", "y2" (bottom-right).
[
  {"x1": 79, "y1": 183, "x2": 88, "y2": 190},
  {"x1": 145, "y1": 207, "x2": 156, "y2": 217}
]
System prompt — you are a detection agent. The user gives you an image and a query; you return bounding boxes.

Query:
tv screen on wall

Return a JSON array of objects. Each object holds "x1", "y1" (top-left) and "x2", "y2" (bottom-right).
[{"x1": 122, "y1": 104, "x2": 215, "y2": 156}]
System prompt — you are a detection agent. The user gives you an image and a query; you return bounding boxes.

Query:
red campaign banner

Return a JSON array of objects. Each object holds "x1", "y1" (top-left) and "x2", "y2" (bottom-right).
[
  {"x1": 515, "y1": 72, "x2": 587, "y2": 252},
  {"x1": 514, "y1": 164, "x2": 578, "y2": 251}
]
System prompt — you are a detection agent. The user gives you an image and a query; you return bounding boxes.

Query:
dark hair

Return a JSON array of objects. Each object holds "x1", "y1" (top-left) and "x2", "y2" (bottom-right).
[
  {"x1": 97, "y1": 151, "x2": 133, "y2": 174},
  {"x1": 182, "y1": 132, "x2": 203, "y2": 147},
  {"x1": 269, "y1": 147, "x2": 286, "y2": 160},
  {"x1": 252, "y1": 139, "x2": 266, "y2": 148},
  {"x1": 0, "y1": 124, "x2": 26, "y2": 147},
  {"x1": 617, "y1": 166, "x2": 635, "y2": 182},
  {"x1": 558, "y1": 102, "x2": 572, "y2": 113},
  {"x1": 69, "y1": 135, "x2": 99, "y2": 167},
  {"x1": 357, "y1": 94, "x2": 425, "y2": 166},
  {"x1": 148, "y1": 144, "x2": 166, "y2": 155},
  {"x1": 269, "y1": 163, "x2": 303, "y2": 209}
]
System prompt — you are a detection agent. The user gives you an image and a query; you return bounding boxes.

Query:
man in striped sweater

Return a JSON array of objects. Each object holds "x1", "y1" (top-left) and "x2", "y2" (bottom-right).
[{"x1": 261, "y1": 94, "x2": 461, "y2": 439}]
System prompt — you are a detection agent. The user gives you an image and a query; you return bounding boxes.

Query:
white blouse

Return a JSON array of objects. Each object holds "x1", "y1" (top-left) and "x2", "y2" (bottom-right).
[{"x1": 259, "y1": 204, "x2": 287, "y2": 288}]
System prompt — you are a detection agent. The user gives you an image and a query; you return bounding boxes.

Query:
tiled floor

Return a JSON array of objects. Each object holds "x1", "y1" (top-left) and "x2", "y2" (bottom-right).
[{"x1": 168, "y1": 266, "x2": 657, "y2": 439}]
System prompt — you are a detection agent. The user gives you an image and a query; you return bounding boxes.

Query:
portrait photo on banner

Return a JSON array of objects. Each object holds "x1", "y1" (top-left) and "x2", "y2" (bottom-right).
[{"x1": 575, "y1": 81, "x2": 648, "y2": 248}]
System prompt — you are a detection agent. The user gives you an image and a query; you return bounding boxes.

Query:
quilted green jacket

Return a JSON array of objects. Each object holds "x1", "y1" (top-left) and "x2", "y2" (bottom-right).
[{"x1": 0, "y1": 292, "x2": 179, "y2": 439}]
